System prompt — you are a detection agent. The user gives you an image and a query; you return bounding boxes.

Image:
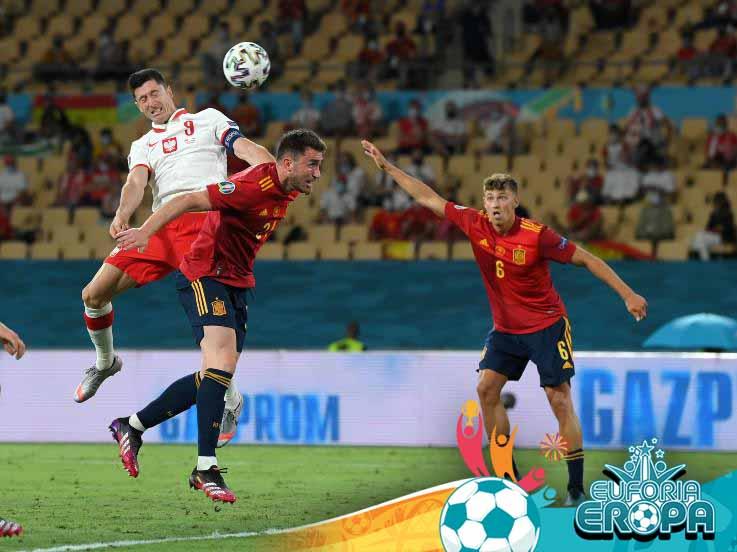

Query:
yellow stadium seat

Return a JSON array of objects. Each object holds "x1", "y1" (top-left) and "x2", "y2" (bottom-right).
[
  {"x1": 550, "y1": 119, "x2": 576, "y2": 141},
  {"x1": 339, "y1": 224, "x2": 367, "y2": 243},
  {"x1": 652, "y1": 29, "x2": 680, "y2": 58},
  {"x1": 640, "y1": 5, "x2": 669, "y2": 30},
  {"x1": 40, "y1": 208, "x2": 70, "y2": 232},
  {"x1": 694, "y1": 29, "x2": 717, "y2": 52},
  {"x1": 673, "y1": 4, "x2": 704, "y2": 29},
  {"x1": 286, "y1": 242, "x2": 318, "y2": 260},
  {"x1": 451, "y1": 241, "x2": 474, "y2": 260},
  {"x1": 179, "y1": 13, "x2": 211, "y2": 40},
  {"x1": 681, "y1": 118, "x2": 709, "y2": 142},
  {"x1": 78, "y1": 14, "x2": 110, "y2": 39},
  {"x1": 311, "y1": 224, "x2": 337, "y2": 244},
  {"x1": 30, "y1": 243, "x2": 60, "y2": 260},
  {"x1": 320, "y1": 242, "x2": 350, "y2": 260},
  {"x1": 65, "y1": 0, "x2": 93, "y2": 16},
  {"x1": 10, "y1": 207, "x2": 40, "y2": 232},
  {"x1": 513, "y1": 154, "x2": 542, "y2": 174},
  {"x1": 197, "y1": 0, "x2": 229, "y2": 15},
  {"x1": 418, "y1": 241, "x2": 449, "y2": 260},
  {"x1": 352, "y1": 242, "x2": 383, "y2": 260},
  {"x1": 0, "y1": 37, "x2": 19, "y2": 64},
  {"x1": 74, "y1": 207, "x2": 101, "y2": 228},
  {"x1": 46, "y1": 14, "x2": 76, "y2": 38},
  {"x1": 479, "y1": 155, "x2": 508, "y2": 176},
  {"x1": 0, "y1": 241, "x2": 28, "y2": 260},
  {"x1": 301, "y1": 33, "x2": 334, "y2": 63},
  {"x1": 656, "y1": 239, "x2": 690, "y2": 261},
  {"x1": 580, "y1": 118, "x2": 609, "y2": 142},
  {"x1": 95, "y1": 0, "x2": 126, "y2": 16},
  {"x1": 92, "y1": 242, "x2": 114, "y2": 260},
  {"x1": 695, "y1": 170, "x2": 724, "y2": 194},
  {"x1": 49, "y1": 224, "x2": 82, "y2": 245},
  {"x1": 85, "y1": 229, "x2": 115, "y2": 249},
  {"x1": 257, "y1": 242, "x2": 284, "y2": 260},
  {"x1": 31, "y1": 0, "x2": 59, "y2": 17},
  {"x1": 335, "y1": 34, "x2": 364, "y2": 63},
  {"x1": 62, "y1": 243, "x2": 92, "y2": 260},
  {"x1": 320, "y1": 12, "x2": 349, "y2": 37},
  {"x1": 159, "y1": 39, "x2": 189, "y2": 63},
  {"x1": 448, "y1": 155, "x2": 477, "y2": 178},
  {"x1": 114, "y1": 14, "x2": 145, "y2": 42},
  {"x1": 166, "y1": 0, "x2": 195, "y2": 16}
]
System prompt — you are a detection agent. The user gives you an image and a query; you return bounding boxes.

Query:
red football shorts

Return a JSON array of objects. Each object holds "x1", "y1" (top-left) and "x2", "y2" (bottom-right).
[{"x1": 104, "y1": 211, "x2": 208, "y2": 287}]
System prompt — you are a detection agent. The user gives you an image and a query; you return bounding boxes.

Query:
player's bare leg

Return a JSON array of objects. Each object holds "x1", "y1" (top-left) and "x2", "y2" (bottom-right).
[
  {"x1": 476, "y1": 370, "x2": 520, "y2": 479},
  {"x1": 75, "y1": 263, "x2": 137, "y2": 403},
  {"x1": 544, "y1": 382, "x2": 585, "y2": 505},
  {"x1": 189, "y1": 326, "x2": 238, "y2": 503}
]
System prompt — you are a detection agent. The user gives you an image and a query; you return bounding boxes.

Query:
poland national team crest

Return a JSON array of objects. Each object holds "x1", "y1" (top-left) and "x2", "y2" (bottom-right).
[{"x1": 162, "y1": 137, "x2": 177, "y2": 154}]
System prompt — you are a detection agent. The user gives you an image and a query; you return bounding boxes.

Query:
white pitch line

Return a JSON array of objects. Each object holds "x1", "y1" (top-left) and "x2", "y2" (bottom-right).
[{"x1": 21, "y1": 528, "x2": 289, "y2": 552}]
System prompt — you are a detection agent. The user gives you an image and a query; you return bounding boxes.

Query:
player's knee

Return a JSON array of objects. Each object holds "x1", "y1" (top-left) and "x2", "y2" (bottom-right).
[
  {"x1": 82, "y1": 284, "x2": 105, "y2": 309},
  {"x1": 477, "y1": 379, "x2": 500, "y2": 405},
  {"x1": 547, "y1": 390, "x2": 571, "y2": 418}
]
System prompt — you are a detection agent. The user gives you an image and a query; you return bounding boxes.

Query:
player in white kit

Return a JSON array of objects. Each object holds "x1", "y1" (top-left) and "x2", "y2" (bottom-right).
[{"x1": 76, "y1": 69, "x2": 271, "y2": 447}]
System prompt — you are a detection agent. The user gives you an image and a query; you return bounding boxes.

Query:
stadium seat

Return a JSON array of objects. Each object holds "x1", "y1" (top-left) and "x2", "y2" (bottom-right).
[
  {"x1": 320, "y1": 242, "x2": 350, "y2": 260},
  {"x1": 311, "y1": 224, "x2": 337, "y2": 244},
  {"x1": 286, "y1": 242, "x2": 318, "y2": 260},
  {"x1": 451, "y1": 241, "x2": 474, "y2": 260},
  {"x1": 49, "y1": 224, "x2": 82, "y2": 245},
  {"x1": 114, "y1": 14, "x2": 145, "y2": 42},
  {"x1": 65, "y1": 0, "x2": 93, "y2": 16},
  {"x1": 62, "y1": 243, "x2": 92, "y2": 260},
  {"x1": 0, "y1": 241, "x2": 28, "y2": 260},
  {"x1": 146, "y1": 13, "x2": 176, "y2": 40},
  {"x1": 10, "y1": 207, "x2": 40, "y2": 233},
  {"x1": 258, "y1": 243, "x2": 284, "y2": 260},
  {"x1": 197, "y1": 0, "x2": 229, "y2": 15},
  {"x1": 681, "y1": 118, "x2": 709, "y2": 142},
  {"x1": 179, "y1": 13, "x2": 211, "y2": 40},
  {"x1": 448, "y1": 155, "x2": 477, "y2": 178},
  {"x1": 352, "y1": 242, "x2": 383, "y2": 260},
  {"x1": 73, "y1": 207, "x2": 101, "y2": 228},
  {"x1": 418, "y1": 241, "x2": 449, "y2": 260},
  {"x1": 479, "y1": 155, "x2": 508, "y2": 176},
  {"x1": 31, "y1": 0, "x2": 59, "y2": 18},
  {"x1": 40, "y1": 208, "x2": 70, "y2": 232},
  {"x1": 166, "y1": 0, "x2": 195, "y2": 17},
  {"x1": 339, "y1": 224, "x2": 367, "y2": 243},
  {"x1": 30, "y1": 243, "x2": 60, "y2": 260},
  {"x1": 657, "y1": 239, "x2": 690, "y2": 261},
  {"x1": 91, "y1": 242, "x2": 113, "y2": 260},
  {"x1": 95, "y1": 0, "x2": 126, "y2": 16},
  {"x1": 695, "y1": 170, "x2": 724, "y2": 194},
  {"x1": 46, "y1": 14, "x2": 76, "y2": 38}
]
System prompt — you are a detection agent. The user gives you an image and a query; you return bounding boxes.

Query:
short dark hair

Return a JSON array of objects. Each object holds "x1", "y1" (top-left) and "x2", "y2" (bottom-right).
[
  {"x1": 276, "y1": 129, "x2": 327, "y2": 160},
  {"x1": 128, "y1": 69, "x2": 168, "y2": 96},
  {"x1": 483, "y1": 173, "x2": 518, "y2": 194}
]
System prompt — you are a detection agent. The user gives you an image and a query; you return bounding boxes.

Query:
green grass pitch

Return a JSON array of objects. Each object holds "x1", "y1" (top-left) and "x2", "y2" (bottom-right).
[{"x1": 0, "y1": 444, "x2": 734, "y2": 551}]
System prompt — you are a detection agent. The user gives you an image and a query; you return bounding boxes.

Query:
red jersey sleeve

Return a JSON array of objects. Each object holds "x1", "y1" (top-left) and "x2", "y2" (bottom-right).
[
  {"x1": 539, "y1": 226, "x2": 577, "y2": 263},
  {"x1": 444, "y1": 202, "x2": 482, "y2": 236},
  {"x1": 207, "y1": 180, "x2": 255, "y2": 212}
]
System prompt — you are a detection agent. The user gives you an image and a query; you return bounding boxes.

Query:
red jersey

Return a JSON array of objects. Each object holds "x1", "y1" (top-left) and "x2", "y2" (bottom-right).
[
  {"x1": 445, "y1": 202, "x2": 577, "y2": 334},
  {"x1": 181, "y1": 163, "x2": 297, "y2": 287}
]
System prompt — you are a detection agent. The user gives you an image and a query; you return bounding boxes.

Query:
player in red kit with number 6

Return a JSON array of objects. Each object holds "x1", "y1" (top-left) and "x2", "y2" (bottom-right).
[
  {"x1": 112, "y1": 129, "x2": 326, "y2": 503},
  {"x1": 361, "y1": 140, "x2": 648, "y2": 506}
]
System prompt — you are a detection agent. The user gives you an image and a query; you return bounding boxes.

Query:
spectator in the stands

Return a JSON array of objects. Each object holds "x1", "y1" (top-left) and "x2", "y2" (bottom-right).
[
  {"x1": 0, "y1": 88, "x2": 18, "y2": 144},
  {"x1": 385, "y1": 22, "x2": 417, "y2": 87},
  {"x1": 40, "y1": 94, "x2": 70, "y2": 143},
  {"x1": 56, "y1": 157, "x2": 89, "y2": 210},
  {"x1": 705, "y1": 25, "x2": 737, "y2": 78},
  {"x1": 641, "y1": 157, "x2": 676, "y2": 199},
  {"x1": 357, "y1": 37, "x2": 385, "y2": 82},
  {"x1": 95, "y1": 35, "x2": 125, "y2": 81},
  {"x1": 396, "y1": 99, "x2": 431, "y2": 155},
  {"x1": 35, "y1": 35, "x2": 78, "y2": 82},
  {"x1": 636, "y1": 189, "x2": 675, "y2": 258},
  {"x1": 258, "y1": 20, "x2": 282, "y2": 80},
  {"x1": 479, "y1": 103, "x2": 514, "y2": 154},
  {"x1": 531, "y1": 8, "x2": 566, "y2": 83},
  {"x1": 0, "y1": 205, "x2": 14, "y2": 241},
  {"x1": 197, "y1": 92, "x2": 228, "y2": 115},
  {"x1": 690, "y1": 191, "x2": 737, "y2": 260},
  {"x1": 566, "y1": 189, "x2": 604, "y2": 241},
  {"x1": 402, "y1": 148, "x2": 437, "y2": 189},
  {"x1": 82, "y1": 158, "x2": 120, "y2": 208},
  {"x1": 101, "y1": 186, "x2": 120, "y2": 221},
  {"x1": 677, "y1": 31, "x2": 702, "y2": 82},
  {"x1": 320, "y1": 178, "x2": 358, "y2": 225},
  {"x1": 352, "y1": 82, "x2": 383, "y2": 138},
  {"x1": 705, "y1": 113, "x2": 737, "y2": 169},
  {"x1": 278, "y1": 0, "x2": 307, "y2": 55},
  {"x1": 232, "y1": 92, "x2": 263, "y2": 137},
  {"x1": 603, "y1": 124, "x2": 631, "y2": 169},
  {"x1": 336, "y1": 151, "x2": 367, "y2": 206},
  {"x1": 0, "y1": 156, "x2": 28, "y2": 210},
  {"x1": 459, "y1": 3, "x2": 493, "y2": 86},
  {"x1": 623, "y1": 87, "x2": 672, "y2": 169},
  {"x1": 68, "y1": 126, "x2": 93, "y2": 169},
  {"x1": 201, "y1": 22, "x2": 232, "y2": 82},
  {"x1": 589, "y1": 0, "x2": 633, "y2": 30},
  {"x1": 430, "y1": 101, "x2": 469, "y2": 156},
  {"x1": 568, "y1": 158, "x2": 603, "y2": 204},
  {"x1": 290, "y1": 89, "x2": 320, "y2": 131},
  {"x1": 95, "y1": 128, "x2": 126, "y2": 172},
  {"x1": 320, "y1": 80, "x2": 354, "y2": 137}
]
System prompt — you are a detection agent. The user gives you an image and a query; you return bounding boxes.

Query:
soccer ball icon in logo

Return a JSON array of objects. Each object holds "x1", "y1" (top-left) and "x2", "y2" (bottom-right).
[
  {"x1": 439, "y1": 477, "x2": 540, "y2": 552},
  {"x1": 628, "y1": 501, "x2": 660, "y2": 535}
]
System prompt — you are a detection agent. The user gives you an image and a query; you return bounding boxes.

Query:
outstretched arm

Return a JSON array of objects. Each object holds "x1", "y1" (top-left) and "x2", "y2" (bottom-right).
[
  {"x1": 362, "y1": 140, "x2": 447, "y2": 217},
  {"x1": 110, "y1": 165, "x2": 149, "y2": 238},
  {"x1": 115, "y1": 191, "x2": 212, "y2": 252},
  {"x1": 571, "y1": 245, "x2": 648, "y2": 321},
  {"x1": 233, "y1": 136, "x2": 275, "y2": 166}
]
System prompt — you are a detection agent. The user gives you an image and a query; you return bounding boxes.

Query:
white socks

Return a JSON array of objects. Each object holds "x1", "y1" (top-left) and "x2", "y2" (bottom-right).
[
  {"x1": 83, "y1": 303, "x2": 115, "y2": 371},
  {"x1": 128, "y1": 414, "x2": 146, "y2": 433},
  {"x1": 197, "y1": 456, "x2": 218, "y2": 471}
]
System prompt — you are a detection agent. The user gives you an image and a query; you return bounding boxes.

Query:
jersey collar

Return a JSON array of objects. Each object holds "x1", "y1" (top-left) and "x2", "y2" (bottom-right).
[
  {"x1": 151, "y1": 107, "x2": 188, "y2": 133},
  {"x1": 490, "y1": 215, "x2": 520, "y2": 237}
]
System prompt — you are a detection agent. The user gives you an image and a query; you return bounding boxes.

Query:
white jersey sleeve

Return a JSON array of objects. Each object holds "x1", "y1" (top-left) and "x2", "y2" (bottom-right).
[
  {"x1": 201, "y1": 108, "x2": 241, "y2": 145},
  {"x1": 127, "y1": 136, "x2": 151, "y2": 172}
]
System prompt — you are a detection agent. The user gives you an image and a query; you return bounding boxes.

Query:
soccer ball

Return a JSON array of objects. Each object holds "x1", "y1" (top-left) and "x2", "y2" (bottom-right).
[
  {"x1": 440, "y1": 477, "x2": 540, "y2": 552},
  {"x1": 628, "y1": 501, "x2": 659, "y2": 535},
  {"x1": 222, "y1": 42, "x2": 270, "y2": 89}
]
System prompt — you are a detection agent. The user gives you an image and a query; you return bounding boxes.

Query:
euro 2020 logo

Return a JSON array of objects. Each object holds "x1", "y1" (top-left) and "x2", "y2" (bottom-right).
[{"x1": 575, "y1": 437, "x2": 716, "y2": 540}]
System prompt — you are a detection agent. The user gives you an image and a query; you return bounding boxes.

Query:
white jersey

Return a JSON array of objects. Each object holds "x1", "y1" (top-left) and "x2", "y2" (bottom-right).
[{"x1": 128, "y1": 107, "x2": 238, "y2": 211}]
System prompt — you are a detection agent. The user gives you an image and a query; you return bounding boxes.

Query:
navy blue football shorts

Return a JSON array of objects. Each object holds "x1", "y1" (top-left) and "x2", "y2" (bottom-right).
[
  {"x1": 478, "y1": 317, "x2": 575, "y2": 387},
  {"x1": 175, "y1": 271, "x2": 251, "y2": 352}
]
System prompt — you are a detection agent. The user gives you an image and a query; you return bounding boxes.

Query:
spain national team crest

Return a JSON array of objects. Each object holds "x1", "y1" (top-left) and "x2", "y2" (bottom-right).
[
  {"x1": 211, "y1": 298, "x2": 227, "y2": 316},
  {"x1": 513, "y1": 247, "x2": 526, "y2": 265}
]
